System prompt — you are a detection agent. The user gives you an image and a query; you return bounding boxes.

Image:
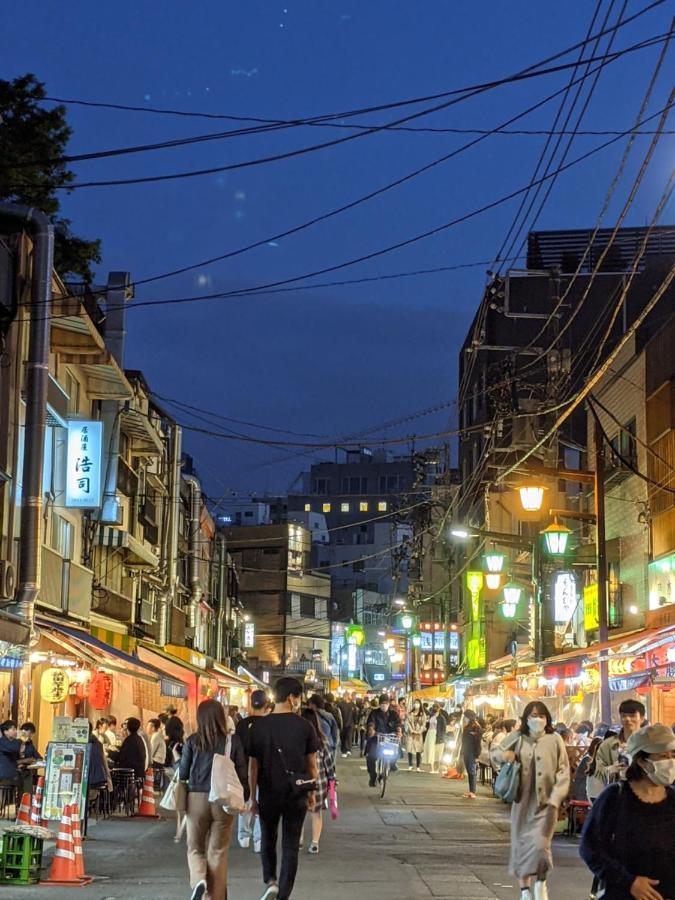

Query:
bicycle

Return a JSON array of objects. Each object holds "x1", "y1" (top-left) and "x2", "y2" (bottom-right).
[{"x1": 375, "y1": 733, "x2": 401, "y2": 798}]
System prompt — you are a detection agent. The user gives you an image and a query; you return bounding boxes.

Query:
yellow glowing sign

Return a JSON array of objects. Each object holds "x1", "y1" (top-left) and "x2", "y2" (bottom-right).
[
  {"x1": 40, "y1": 668, "x2": 70, "y2": 704},
  {"x1": 466, "y1": 571, "x2": 483, "y2": 621},
  {"x1": 584, "y1": 584, "x2": 599, "y2": 631}
]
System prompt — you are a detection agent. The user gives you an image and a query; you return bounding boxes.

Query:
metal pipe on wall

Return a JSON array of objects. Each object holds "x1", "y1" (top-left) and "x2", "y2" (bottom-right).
[
  {"x1": 183, "y1": 473, "x2": 203, "y2": 630},
  {"x1": 0, "y1": 205, "x2": 54, "y2": 630},
  {"x1": 158, "y1": 423, "x2": 182, "y2": 646}
]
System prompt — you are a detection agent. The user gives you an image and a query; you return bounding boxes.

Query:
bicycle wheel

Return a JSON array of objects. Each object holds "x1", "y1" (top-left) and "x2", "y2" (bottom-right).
[{"x1": 380, "y1": 761, "x2": 388, "y2": 798}]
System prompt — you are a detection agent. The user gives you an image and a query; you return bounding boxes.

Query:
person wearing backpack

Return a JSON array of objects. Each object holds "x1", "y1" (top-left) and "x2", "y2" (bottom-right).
[{"x1": 179, "y1": 699, "x2": 248, "y2": 900}]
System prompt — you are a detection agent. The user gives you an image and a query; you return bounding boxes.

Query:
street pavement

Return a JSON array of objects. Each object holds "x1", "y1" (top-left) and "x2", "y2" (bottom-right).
[{"x1": 11, "y1": 757, "x2": 593, "y2": 899}]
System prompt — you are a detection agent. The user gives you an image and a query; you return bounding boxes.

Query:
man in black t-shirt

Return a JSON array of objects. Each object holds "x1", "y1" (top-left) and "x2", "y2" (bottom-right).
[{"x1": 247, "y1": 677, "x2": 319, "y2": 900}]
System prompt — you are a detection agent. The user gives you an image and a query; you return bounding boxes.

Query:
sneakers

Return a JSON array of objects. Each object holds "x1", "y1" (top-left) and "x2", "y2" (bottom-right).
[
  {"x1": 190, "y1": 881, "x2": 207, "y2": 900},
  {"x1": 368, "y1": 779, "x2": 376, "y2": 787},
  {"x1": 416, "y1": 767, "x2": 422, "y2": 772},
  {"x1": 346, "y1": 750, "x2": 352, "y2": 757},
  {"x1": 308, "y1": 842, "x2": 319, "y2": 854},
  {"x1": 408, "y1": 765, "x2": 414, "y2": 771},
  {"x1": 239, "y1": 838, "x2": 251, "y2": 849},
  {"x1": 254, "y1": 840, "x2": 261, "y2": 853},
  {"x1": 260, "y1": 884, "x2": 279, "y2": 900},
  {"x1": 341, "y1": 753, "x2": 348, "y2": 758}
]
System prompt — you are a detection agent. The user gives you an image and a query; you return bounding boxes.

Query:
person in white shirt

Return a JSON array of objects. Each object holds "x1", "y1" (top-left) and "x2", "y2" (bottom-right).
[
  {"x1": 145, "y1": 718, "x2": 165, "y2": 789},
  {"x1": 104, "y1": 716, "x2": 119, "y2": 750}
]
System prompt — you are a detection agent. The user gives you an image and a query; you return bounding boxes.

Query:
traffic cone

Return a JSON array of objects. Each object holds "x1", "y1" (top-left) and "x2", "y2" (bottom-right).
[
  {"x1": 15, "y1": 791, "x2": 31, "y2": 825},
  {"x1": 30, "y1": 776, "x2": 47, "y2": 826},
  {"x1": 137, "y1": 768, "x2": 159, "y2": 818},
  {"x1": 70, "y1": 802, "x2": 93, "y2": 884},
  {"x1": 43, "y1": 803, "x2": 82, "y2": 885}
]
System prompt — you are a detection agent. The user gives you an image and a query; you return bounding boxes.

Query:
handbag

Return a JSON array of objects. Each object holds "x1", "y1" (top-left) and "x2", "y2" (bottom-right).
[
  {"x1": 328, "y1": 780, "x2": 338, "y2": 821},
  {"x1": 494, "y1": 736, "x2": 523, "y2": 804},
  {"x1": 159, "y1": 770, "x2": 179, "y2": 811},
  {"x1": 208, "y1": 737, "x2": 246, "y2": 814},
  {"x1": 274, "y1": 740, "x2": 317, "y2": 797}
]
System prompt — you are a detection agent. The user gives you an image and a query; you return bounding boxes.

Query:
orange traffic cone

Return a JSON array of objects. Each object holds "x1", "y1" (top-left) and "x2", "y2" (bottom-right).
[
  {"x1": 137, "y1": 768, "x2": 159, "y2": 818},
  {"x1": 30, "y1": 776, "x2": 46, "y2": 826},
  {"x1": 15, "y1": 791, "x2": 31, "y2": 825},
  {"x1": 70, "y1": 802, "x2": 93, "y2": 885},
  {"x1": 43, "y1": 803, "x2": 84, "y2": 886}
]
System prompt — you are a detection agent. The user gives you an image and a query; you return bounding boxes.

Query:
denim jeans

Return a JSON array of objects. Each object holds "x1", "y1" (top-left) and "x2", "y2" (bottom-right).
[
  {"x1": 463, "y1": 753, "x2": 477, "y2": 793},
  {"x1": 238, "y1": 808, "x2": 261, "y2": 844}
]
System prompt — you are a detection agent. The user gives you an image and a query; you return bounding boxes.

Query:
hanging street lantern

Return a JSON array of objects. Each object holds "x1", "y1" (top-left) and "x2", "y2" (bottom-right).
[
  {"x1": 483, "y1": 552, "x2": 505, "y2": 574},
  {"x1": 541, "y1": 521, "x2": 573, "y2": 556},
  {"x1": 518, "y1": 485, "x2": 545, "y2": 512},
  {"x1": 501, "y1": 583, "x2": 522, "y2": 618},
  {"x1": 485, "y1": 573, "x2": 502, "y2": 590},
  {"x1": 400, "y1": 613, "x2": 414, "y2": 631},
  {"x1": 411, "y1": 633, "x2": 421, "y2": 647}
]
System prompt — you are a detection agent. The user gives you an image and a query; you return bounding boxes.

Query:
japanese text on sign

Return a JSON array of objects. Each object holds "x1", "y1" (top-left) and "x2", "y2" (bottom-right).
[{"x1": 65, "y1": 421, "x2": 103, "y2": 508}]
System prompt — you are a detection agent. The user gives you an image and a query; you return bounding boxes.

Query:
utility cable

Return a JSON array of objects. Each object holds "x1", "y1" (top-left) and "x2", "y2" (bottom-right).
[{"x1": 589, "y1": 392, "x2": 675, "y2": 478}]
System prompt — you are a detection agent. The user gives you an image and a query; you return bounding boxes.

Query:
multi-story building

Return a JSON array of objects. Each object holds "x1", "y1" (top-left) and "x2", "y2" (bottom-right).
[{"x1": 224, "y1": 523, "x2": 332, "y2": 689}]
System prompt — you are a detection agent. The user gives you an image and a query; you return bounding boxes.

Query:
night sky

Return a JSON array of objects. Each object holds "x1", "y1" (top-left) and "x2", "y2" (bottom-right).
[{"x1": 5, "y1": 2, "x2": 673, "y2": 505}]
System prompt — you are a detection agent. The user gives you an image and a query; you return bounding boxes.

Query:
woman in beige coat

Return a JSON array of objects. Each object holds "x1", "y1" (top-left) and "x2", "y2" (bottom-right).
[
  {"x1": 405, "y1": 701, "x2": 427, "y2": 770},
  {"x1": 492, "y1": 701, "x2": 569, "y2": 900}
]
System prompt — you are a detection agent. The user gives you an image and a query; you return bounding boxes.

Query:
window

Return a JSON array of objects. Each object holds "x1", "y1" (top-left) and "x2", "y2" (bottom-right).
[
  {"x1": 377, "y1": 501, "x2": 387, "y2": 512},
  {"x1": 342, "y1": 476, "x2": 369, "y2": 494},
  {"x1": 340, "y1": 502, "x2": 350, "y2": 513},
  {"x1": 300, "y1": 595, "x2": 314, "y2": 617},
  {"x1": 50, "y1": 513, "x2": 73, "y2": 559},
  {"x1": 244, "y1": 510, "x2": 253, "y2": 517},
  {"x1": 304, "y1": 503, "x2": 311, "y2": 512},
  {"x1": 379, "y1": 474, "x2": 405, "y2": 493},
  {"x1": 290, "y1": 594, "x2": 301, "y2": 619},
  {"x1": 312, "y1": 478, "x2": 330, "y2": 494},
  {"x1": 322, "y1": 502, "x2": 332, "y2": 513},
  {"x1": 359, "y1": 501, "x2": 369, "y2": 512},
  {"x1": 315, "y1": 597, "x2": 327, "y2": 619}
]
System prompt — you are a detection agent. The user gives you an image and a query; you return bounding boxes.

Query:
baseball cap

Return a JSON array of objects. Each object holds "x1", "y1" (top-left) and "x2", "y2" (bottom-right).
[{"x1": 626, "y1": 724, "x2": 675, "y2": 757}]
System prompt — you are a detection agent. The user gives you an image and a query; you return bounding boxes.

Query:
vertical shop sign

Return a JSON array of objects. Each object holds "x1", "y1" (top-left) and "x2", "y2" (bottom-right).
[{"x1": 66, "y1": 420, "x2": 103, "y2": 508}]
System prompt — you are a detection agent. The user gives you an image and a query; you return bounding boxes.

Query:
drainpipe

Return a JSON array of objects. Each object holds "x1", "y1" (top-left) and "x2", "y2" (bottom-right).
[
  {"x1": 100, "y1": 272, "x2": 132, "y2": 524},
  {"x1": 0, "y1": 205, "x2": 54, "y2": 630},
  {"x1": 158, "y1": 423, "x2": 182, "y2": 646},
  {"x1": 183, "y1": 473, "x2": 203, "y2": 629},
  {"x1": 215, "y1": 533, "x2": 226, "y2": 662}
]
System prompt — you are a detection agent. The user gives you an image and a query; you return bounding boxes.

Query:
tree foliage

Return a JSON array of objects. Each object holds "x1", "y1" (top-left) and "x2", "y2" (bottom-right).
[{"x1": 0, "y1": 73, "x2": 101, "y2": 281}]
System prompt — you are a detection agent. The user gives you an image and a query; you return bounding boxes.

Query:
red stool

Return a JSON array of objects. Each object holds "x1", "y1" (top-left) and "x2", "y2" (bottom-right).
[{"x1": 567, "y1": 799, "x2": 591, "y2": 836}]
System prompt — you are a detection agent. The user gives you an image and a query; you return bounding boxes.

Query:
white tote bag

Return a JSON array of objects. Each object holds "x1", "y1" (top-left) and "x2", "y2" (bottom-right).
[
  {"x1": 208, "y1": 736, "x2": 246, "y2": 814},
  {"x1": 160, "y1": 770, "x2": 179, "y2": 811}
]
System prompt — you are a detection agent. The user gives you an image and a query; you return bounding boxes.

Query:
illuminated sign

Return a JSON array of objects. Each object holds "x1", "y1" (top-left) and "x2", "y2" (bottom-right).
[
  {"x1": 65, "y1": 420, "x2": 103, "y2": 508},
  {"x1": 553, "y1": 571, "x2": 577, "y2": 624},
  {"x1": 243, "y1": 622, "x2": 255, "y2": 648},
  {"x1": 419, "y1": 631, "x2": 446, "y2": 651},
  {"x1": 347, "y1": 644, "x2": 357, "y2": 671},
  {"x1": 373, "y1": 673, "x2": 385, "y2": 681},
  {"x1": 41, "y1": 667, "x2": 70, "y2": 703},
  {"x1": 345, "y1": 624, "x2": 365, "y2": 646},
  {"x1": 584, "y1": 584, "x2": 599, "y2": 631},
  {"x1": 648, "y1": 553, "x2": 675, "y2": 610}
]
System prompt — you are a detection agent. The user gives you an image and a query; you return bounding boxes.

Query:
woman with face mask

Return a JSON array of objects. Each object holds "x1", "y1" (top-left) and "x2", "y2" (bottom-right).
[
  {"x1": 580, "y1": 724, "x2": 675, "y2": 900},
  {"x1": 492, "y1": 701, "x2": 569, "y2": 900},
  {"x1": 405, "y1": 700, "x2": 426, "y2": 771}
]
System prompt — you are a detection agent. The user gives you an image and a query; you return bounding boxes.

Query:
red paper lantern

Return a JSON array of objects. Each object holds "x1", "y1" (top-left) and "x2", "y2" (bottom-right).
[{"x1": 89, "y1": 672, "x2": 113, "y2": 709}]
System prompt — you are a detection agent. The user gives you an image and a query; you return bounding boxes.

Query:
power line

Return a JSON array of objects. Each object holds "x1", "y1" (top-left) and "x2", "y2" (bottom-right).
[{"x1": 22, "y1": 33, "x2": 671, "y2": 192}]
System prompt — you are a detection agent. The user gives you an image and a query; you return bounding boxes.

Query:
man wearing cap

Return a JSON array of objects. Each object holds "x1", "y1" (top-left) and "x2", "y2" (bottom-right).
[
  {"x1": 236, "y1": 690, "x2": 269, "y2": 853},
  {"x1": 580, "y1": 724, "x2": 675, "y2": 900},
  {"x1": 594, "y1": 698, "x2": 646, "y2": 784}
]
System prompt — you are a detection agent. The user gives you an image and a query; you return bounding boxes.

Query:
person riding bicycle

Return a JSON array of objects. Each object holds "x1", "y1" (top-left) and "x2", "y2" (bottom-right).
[{"x1": 366, "y1": 695, "x2": 402, "y2": 786}]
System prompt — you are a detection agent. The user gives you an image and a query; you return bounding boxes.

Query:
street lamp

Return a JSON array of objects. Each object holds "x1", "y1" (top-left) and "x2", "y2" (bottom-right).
[
  {"x1": 400, "y1": 613, "x2": 414, "y2": 630},
  {"x1": 541, "y1": 521, "x2": 572, "y2": 556},
  {"x1": 518, "y1": 485, "x2": 545, "y2": 512},
  {"x1": 485, "y1": 573, "x2": 502, "y2": 590},
  {"x1": 450, "y1": 526, "x2": 471, "y2": 539},
  {"x1": 483, "y1": 552, "x2": 505, "y2": 590},
  {"x1": 393, "y1": 597, "x2": 406, "y2": 607},
  {"x1": 501, "y1": 582, "x2": 522, "y2": 618}
]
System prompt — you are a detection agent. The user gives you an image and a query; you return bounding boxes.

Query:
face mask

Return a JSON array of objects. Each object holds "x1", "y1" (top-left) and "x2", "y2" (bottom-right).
[
  {"x1": 642, "y1": 758, "x2": 675, "y2": 786},
  {"x1": 528, "y1": 717, "x2": 546, "y2": 734},
  {"x1": 413, "y1": 703, "x2": 420, "y2": 710},
  {"x1": 380, "y1": 705, "x2": 389, "y2": 713}
]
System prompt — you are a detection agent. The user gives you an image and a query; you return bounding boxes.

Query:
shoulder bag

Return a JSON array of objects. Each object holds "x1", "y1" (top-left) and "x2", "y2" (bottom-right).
[
  {"x1": 494, "y1": 736, "x2": 523, "y2": 804},
  {"x1": 274, "y1": 739, "x2": 317, "y2": 797}
]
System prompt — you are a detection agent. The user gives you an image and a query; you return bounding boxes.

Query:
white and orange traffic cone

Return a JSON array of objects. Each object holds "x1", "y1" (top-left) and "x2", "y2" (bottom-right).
[
  {"x1": 15, "y1": 791, "x2": 31, "y2": 825},
  {"x1": 70, "y1": 802, "x2": 93, "y2": 885},
  {"x1": 43, "y1": 803, "x2": 83, "y2": 886},
  {"x1": 30, "y1": 776, "x2": 47, "y2": 827},
  {"x1": 137, "y1": 768, "x2": 159, "y2": 818}
]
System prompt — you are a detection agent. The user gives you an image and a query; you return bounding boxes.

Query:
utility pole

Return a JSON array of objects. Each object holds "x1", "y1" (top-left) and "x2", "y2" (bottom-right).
[{"x1": 594, "y1": 418, "x2": 611, "y2": 724}]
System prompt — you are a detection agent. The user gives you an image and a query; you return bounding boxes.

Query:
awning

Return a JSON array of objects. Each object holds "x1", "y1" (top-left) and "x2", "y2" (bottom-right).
[
  {"x1": 39, "y1": 622, "x2": 160, "y2": 684},
  {"x1": 541, "y1": 627, "x2": 663, "y2": 666},
  {"x1": 121, "y1": 407, "x2": 163, "y2": 456},
  {"x1": 210, "y1": 662, "x2": 249, "y2": 688},
  {"x1": 98, "y1": 527, "x2": 159, "y2": 567},
  {"x1": 338, "y1": 678, "x2": 371, "y2": 693},
  {"x1": 139, "y1": 642, "x2": 205, "y2": 677},
  {"x1": 237, "y1": 665, "x2": 267, "y2": 688}
]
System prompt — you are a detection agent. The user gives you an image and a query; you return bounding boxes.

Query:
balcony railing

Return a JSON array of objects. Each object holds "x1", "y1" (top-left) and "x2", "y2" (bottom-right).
[{"x1": 39, "y1": 547, "x2": 93, "y2": 621}]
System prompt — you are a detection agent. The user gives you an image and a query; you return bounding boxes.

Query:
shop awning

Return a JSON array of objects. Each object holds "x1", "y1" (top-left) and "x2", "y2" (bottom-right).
[
  {"x1": 541, "y1": 627, "x2": 663, "y2": 666},
  {"x1": 210, "y1": 662, "x2": 249, "y2": 688},
  {"x1": 40, "y1": 622, "x2": 160, "y2": 684},
  {"x1": 98, "y1": 527, "x2": 159, "y2": 567},
  {"x1": 338, "y1": 678, "x2": 371, "y2": 693},
  {"x1": 237, "y1": 666, "x2": 267, "y2": 688},
  {"x1": 139, "y1": 642, "x2": 205, "y2": 676}
]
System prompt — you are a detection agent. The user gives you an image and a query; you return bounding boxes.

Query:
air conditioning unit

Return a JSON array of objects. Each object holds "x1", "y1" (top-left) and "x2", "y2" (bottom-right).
[{"x1": 0, "y1": 560, "x2": 16, "y2": 599}]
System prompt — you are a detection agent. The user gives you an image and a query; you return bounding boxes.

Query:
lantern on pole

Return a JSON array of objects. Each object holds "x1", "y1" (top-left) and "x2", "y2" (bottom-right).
[
  {"x1": 541, "y1": 521, "x2": 572, "y2": 556},
  {"x1": 518, "y1": 485, "x2": 545, "y2": 512},
  {"x1": 501, "y1": 583, "x2": 522, "y2": 619}
]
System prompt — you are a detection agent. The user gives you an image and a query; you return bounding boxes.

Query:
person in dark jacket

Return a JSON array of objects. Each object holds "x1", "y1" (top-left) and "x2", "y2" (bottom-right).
[
  {"x1": 179, "y1": 699, "x2": 247, "y2": 900},
  {"x1": 580, "y1": 724, "x2": 675, "y2": 900},
  {"x1": 0, "y1": 720, "x2": 32, "y2": 796},
  {"x1": 165, "y1": 705, "x2": 185, "y2": 745},
  {"x1": 461, "y1": 710, "x2": 483, "y2": 800},
  {"x1": 336, "y1": 695, "x2": 356, "y2": 757},
  {"x1": 110, "y1": 717, "x2": 148, "y2": 779},
  {"x1": 19, "y1": 723, "x2": 42, "y2": 762},
  {"x1": 366, "y1": 695, "x2": 401, "y2": 785}
]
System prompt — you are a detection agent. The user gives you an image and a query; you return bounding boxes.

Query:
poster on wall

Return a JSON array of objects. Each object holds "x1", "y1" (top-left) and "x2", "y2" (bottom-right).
[{"x1": 43, "y1": 741, "x2": 90, "y2": 821}]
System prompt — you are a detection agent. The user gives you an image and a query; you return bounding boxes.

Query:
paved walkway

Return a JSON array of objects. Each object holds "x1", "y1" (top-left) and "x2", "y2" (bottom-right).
[{"x1": 9, "y1": 758, "x2": 592, "y2": 899}]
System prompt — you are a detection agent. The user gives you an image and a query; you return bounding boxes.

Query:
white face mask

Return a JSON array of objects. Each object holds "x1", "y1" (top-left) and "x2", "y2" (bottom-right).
[
  {"x1": 642, "y1": 758, "x2": 675, "y2": 786},
  {"x1": 527, "y1": 717, "x2": 546, "y2": 735},
  {"x1": 413, "y1": 703, "x2": 421, "y2": 710}
]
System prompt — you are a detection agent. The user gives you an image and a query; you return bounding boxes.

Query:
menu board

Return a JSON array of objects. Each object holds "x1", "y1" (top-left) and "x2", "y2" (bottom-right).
[{"x1": 43, "y1": 742, "x2": 90, "y2": 821}]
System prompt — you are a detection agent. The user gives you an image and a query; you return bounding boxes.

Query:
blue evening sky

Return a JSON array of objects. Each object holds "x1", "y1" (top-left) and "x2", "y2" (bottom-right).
[{"x1": 4, "y1": 2, "x2": 673, "y2": 502}]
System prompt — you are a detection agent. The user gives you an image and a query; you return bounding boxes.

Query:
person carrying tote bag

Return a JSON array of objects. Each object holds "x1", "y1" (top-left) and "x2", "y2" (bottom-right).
[{"x1": 179, "y1": 699, "x2": 248, "y2": 900}]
